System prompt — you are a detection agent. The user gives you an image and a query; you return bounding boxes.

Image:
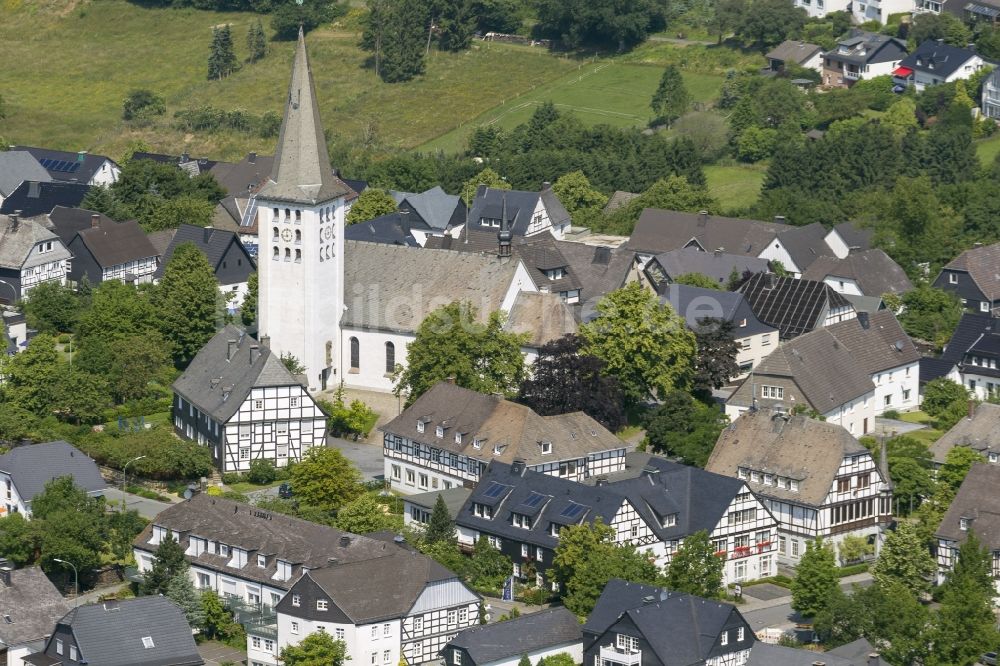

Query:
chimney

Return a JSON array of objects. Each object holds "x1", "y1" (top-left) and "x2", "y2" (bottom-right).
[
  {"x1": 541, "y1": 181, "x2": 552, "y2": 190},
  {"x1": 227, "y1": 339, "x2": 237, "y2": 361},
  {"x1": 974, "y1": 241, "x2": 984, "y2": 248},
  {"x1": 340, "y1": 535, "x2": 351, "y2": 547},
  {"x1": 510, "y1": 459, "x2": 526, "y2": 476},
  {"x1": 774, "y1": 215, "x2": 786, "y2": 224},
  {"x1": 698, "y1": 210, "x2": 709, "y2": 226},
  {"x1": 812, "y1": 662, "x2": 826, "y2": 666},
  {"x1": 714, "y1": 248, "x2": 723, "y2": 257},
  {"x1": 91, "y1": 213, "x2": 101, "y2": 229},
  {"x1": 28, "y1": 182, "x2": 40, "y2": 199},
  {"x1": 7, "y1": 212, "x2": 19, "y2": 232},
  {"x1": 260, "y1": 335, "x2": 270, "y2": 349},
  {"x1": 249, "y1": 344, "x2": 260, "y2": 365},
  {"x1": 446, "y1": 376, "x2": 456, "y2": 384},
  {"x1": 247, "y1": 151, "x2": 257, "y2": 164},
  {"x1": 327, "y1": 557, "x2": 339, "y2": 566},
  {"x1": 0, "y1": 566, "x2": 11, "y2": 587}
]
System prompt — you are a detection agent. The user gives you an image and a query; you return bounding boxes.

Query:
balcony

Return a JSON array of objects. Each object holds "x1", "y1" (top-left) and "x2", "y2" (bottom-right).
[
  {"x1": 844, "y1": 69, "x2": 862, "y2": 80},
  {"x1": 600, "y1": 645, "x2": 642, "y2": 666},
  {"x1": 221, "y1": 594, "x2": 277, "y2": 627}
]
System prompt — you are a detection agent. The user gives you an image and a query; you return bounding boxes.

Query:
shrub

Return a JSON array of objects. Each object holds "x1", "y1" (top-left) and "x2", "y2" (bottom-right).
[
  {"x1": 221, "y1": 472, "x2": 243, "y2": 485},
  {"x1": 57, "y1": 334, "x2": 72, "y2": 344},
  {"x1": 122, "y1": 89, "x2": 166, "y2": 122},
  {"x1": 247, "y1": 459, "x2": 277, "y2": 485},
  {"x1": 882, "y1": 409, "x2": 900, "y2": 420},
  {"x1": 76, "y1": 427, "x2": 212, "y2": 480}
]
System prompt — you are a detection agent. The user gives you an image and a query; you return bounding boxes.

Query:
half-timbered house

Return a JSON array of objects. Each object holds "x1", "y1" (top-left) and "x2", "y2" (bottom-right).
[
  {"x1": 172, "y1": 325, "x2": 326, "y2": 473},
  {"x1": 707, "y1": 409, "x2": 893, "y2": 565},
  {"x1": 934, "y1": 463, "x2": 1000, "y2": 597}
]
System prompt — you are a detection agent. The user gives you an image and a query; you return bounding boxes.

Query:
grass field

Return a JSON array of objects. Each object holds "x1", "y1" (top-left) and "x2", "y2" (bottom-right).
[
  {"x1": 975, "y1": 133, "x2": 1000, "y2": 167},
  {"x1": 419, "y1": 62, "x2": 725, "y2": 153},
  {"x1": 704, "y1": 164, "x2": 766, "y2": 212},
  {"x1": 0, "y1": 0, "x2": 577, "y2": 160}
]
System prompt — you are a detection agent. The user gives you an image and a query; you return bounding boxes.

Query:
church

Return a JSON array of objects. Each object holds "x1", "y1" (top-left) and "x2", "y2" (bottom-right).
[{"x1": 256, "y1": 30, "x2": 564, "y2": 394}]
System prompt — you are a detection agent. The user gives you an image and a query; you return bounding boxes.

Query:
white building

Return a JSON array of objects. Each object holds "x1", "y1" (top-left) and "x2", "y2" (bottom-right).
[
  {"x1": 0, "y1": 441, "x2": 107, "y2": 519},
  {"x1": 708, "y1": 410, "x2": 893, "y2": 564},
  {"x1": 261, "y1": 546, "x2": 480, "y2": 666},
  {"x1": 444, "y1": 607, "x2": 582, "y2": 666},
  {"x1": 893, "y1": 40, "x2": 987, "y2": 91},
  {"x1": 172, "y1": 325, "x2": 326, "y2": 473},
  {"x1": 381, "y1": 382, "x2": 626, "y2": 494},
  {"x1": 13, "y1": 146, "x2": 120, "y2": 188},
  {"x1": 983, "y1": 68, "x2": 1000, "y2": 120},
  {"x1": 0, "y1": 213, "x2": 71, "y2": 304}
]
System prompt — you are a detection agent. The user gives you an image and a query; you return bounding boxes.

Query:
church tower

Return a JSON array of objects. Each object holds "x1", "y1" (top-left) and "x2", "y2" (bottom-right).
[{"x1": 257, "y1": 28, "x2": 349, "y2": 391}]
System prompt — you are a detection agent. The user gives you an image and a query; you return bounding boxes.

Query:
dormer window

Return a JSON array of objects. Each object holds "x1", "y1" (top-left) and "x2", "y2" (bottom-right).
[
  {"x1": 219, "y1": 543, "x2": 229, "y2": 557},
  {"x1": 960, "y1": 517, "x2": 971, "y2": 531},
  {"x1": 436, "y1": 426, "x2": 445, "y2": 438},
  {"x1": 789, "y1": 480, "x2": 799, "y2": 492},
  {"x1": 550, "y1": 523, "x2": 561, "y2": 537},
  {"x1": 662, "y1": 513, "x2": 677, "y2": 528},
  {"x1": 473, "y1": 503, "x2": 493, "y2": 519},
  {"x1": 455, "y1": 432, "x2": 463, "y2": 445},
  {"x1": 540, "y1": 441, "x2": 552, "y2": 455},
  {"x1": 737, "y1": 467, "x2": 748, "y2": 480},
  {"x1": 545, "y1": 267, "x2": 566, "y2": 280},
  {"x1": 417, "y1": 420, "x2": 426, "y2": 434},
  {"x1": 473, "y1": 438, "x2": 484, "y2": 449},
  {"x1": 257, "y1": 554, "x2": 266, "y2": 568},
  {"x1": 493, "y1": 444, "x2": 506, "y2": 455},
  {"x1": 317, "y1": 599, "x2": 328, "y2": 611},
  {"x1": 512, "y1": 513, "x2": 532, "y2": 529}
]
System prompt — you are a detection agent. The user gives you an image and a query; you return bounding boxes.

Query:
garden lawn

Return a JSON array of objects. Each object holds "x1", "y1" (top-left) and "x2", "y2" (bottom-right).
[
  {"x1": 226, "y1": 479, "x2": 285, "y2": 494},
  {"x1": 704, "y1": 164, "x2": 766, "y2": 212},
  {"x1": 976, "y1": 133, "x2": 1000, "y2": 167},
  {"x1": 0, "y1": 0, "x2": 576, "y2": 160}
]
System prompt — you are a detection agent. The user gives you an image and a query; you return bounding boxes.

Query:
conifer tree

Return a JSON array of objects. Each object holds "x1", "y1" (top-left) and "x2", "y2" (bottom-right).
[
  {"x1": 167, "y1": 572, "x2": 206, "y2": 628},
  {"x1": 424, "y1": 494, "x2": 455, "y2": 545},
  {"x1": 651, "y1": 64, "x2": 689, "y2": 127},
  {"x1": 208, "y1": 24, "x2": 240, "y2": 80},
  {"x1": 247, "y1": 19, "x2": 267, "y2": 64},
  {"x1": 142, "y1": 535, "x2": 188, "y2": 595}
]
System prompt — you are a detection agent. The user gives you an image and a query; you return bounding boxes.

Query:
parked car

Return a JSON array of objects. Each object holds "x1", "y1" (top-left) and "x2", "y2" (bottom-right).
[
  {"x1": 278, "y1": 482, "x2": 293, "y2": 499},
  {"x1": 982, "y1": 651, "x2": 997, "y2": 666}
]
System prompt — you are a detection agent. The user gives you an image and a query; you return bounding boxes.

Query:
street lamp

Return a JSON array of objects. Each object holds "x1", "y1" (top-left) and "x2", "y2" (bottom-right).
[
  {"x1": 121, "y1": 456, "x2": 147, "y2": 512},
  {"x1": 53, "y1": 558, "x2": 78, "y2": 606}
]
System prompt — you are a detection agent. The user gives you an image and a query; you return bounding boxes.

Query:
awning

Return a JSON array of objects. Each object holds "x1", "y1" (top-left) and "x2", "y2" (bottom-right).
[{"x1": 893, "y1": 66, "x2": 914, "y2": 77}]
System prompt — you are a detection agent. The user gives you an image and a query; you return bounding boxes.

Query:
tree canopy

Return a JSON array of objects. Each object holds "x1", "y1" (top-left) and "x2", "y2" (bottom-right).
[
  {"x1": 290, "y1": 447, "x2": 363, "y2": 513},
  {"x1": 790, "y1": 537, "x2": 838, "y2": 618},
  {"x1": 345, "y1": 187, "x2": 398, "y2": 224},
  {"x1": 642, "y1": 391, "x2": 727, "y2": 467},
  {"x1": 663, "y1": 530, "x2": 724, "y2": 598}
]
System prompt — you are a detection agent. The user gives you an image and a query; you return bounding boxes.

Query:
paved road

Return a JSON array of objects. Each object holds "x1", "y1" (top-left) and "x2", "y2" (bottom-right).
[
  {"x1": 102, "y1": 488, "x2": 173, "y2": 519},
  {"x1": 742, "y1": 573, "x2": 874, "y2": 633}
]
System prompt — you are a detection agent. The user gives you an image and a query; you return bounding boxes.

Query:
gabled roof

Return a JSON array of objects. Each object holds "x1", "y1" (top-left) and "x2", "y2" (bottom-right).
[
  {"x1": 0, "y1": 566, "x2": 71, "y2": 648},
  {"x1": 342, "y1": 242, "x2": 520, "y2": 333},
  {"x1": 900, "y1": 39, "x2": 980, "y2": 78},
  {"x1": 935, "y1": 463, "x2": 1000, "y2": 548},
  {"x1": 152, "y1": 224, "x2": 254, "y2": 280},
  {"x1": 832, "y1": 222, "x2": 874, "y2": 252},
  {"x1": 0, "y1": 181, "x2": 90, "y2": 218},
  {"x1": 172, "y1": 325, "x2": 301, "y2": 423},
  {"x1": 922, "y1": 312, "x2": 999, "y2": 383},
  {"x1": 0, "y1": 441, "x2": 107, "y2": 505},
  {"x1": 648, "y1": 247, "x2": 770, "y2": 286},
  {"x1": 72, "y1": 218, "x2": 158, "y2": 269},
  {"x1": 468, "y1": 184, "x2": 570, "y2": 236},
  {"x1": 766, "y1": 40, "x2": 823, "y2": 65},
  {"x1": 12, "y1": 146, "x2": 116, "y2": 185},
  {"x1": 584, "y1": 579, "x2": 748, "y2": 666},
  {"x1": 748, "y1": 642, "x2": 853, "y2": 666},
  {"x1": 208, "y1": 152, "x2": 275, "y2": 196},
  {"x1": 48, "y1": 597, "x2": 202, "y2": 666},
  {"x1": 656, "y1": 283, "x2": 776, "y2": 338},
  {"x1": 625, "y1": 209, "x2": 785, "y2": 257},
  {"x1": 555, "y1": 242, "x2": 636, "y2": 307},
  {"x1": 930, "y1": 402, "x2": 1000, "y2": 465},
  {"x1": 0, "y1": 150, "x2": 52, "y2": 197},
  {"x1": 825, "y1": 30, "x2": 908, "y2": 65},
  {"x1": 738, "y1": 272, "x2": 852, "y2": 339},
  {"x1": 381, "y1": 383, "x2": 623, "y2": 469},
  {"x1": 942, "y1": 242, "x2": 1000, "y2": 303},
  {"x1": 707, "y1": 409, "x2": 870, "y2": 506},
  {"x1": 403, "y1": 487, "x2": 473, "y2": 517},
  {"x1": 393, "y1": 186, "x2": 465, "y2": 231},
  {"x1": 0, "y1": 216, "x2": 68, "y2": 270},
  {"x1": 603, "y1": 190, "x2": 640, "y2": 214},
  {"x1": 825, "y1": 638, "x2": 888, "y2": 666},
  {"x1": 824, "y1": 310, "x2": 920, "y2": 374},
  {"x1": 343, "y1": 212, "x2": 423, "y2": 246},
  {"x1": 446, "y1": 607, "x2": 581, "y2": 664},
  {"x1": 504, "y1": 291, "x2": 578, "y2": 348},
  {"x1": 776, "y1": 222, "x2": 835, "y2": 272},
  {"x1": 45, "y1": 206, "x2": 116, "y2": 246},
  {"x1": 258, "y1": 29, "x2": 353, "y2": 205},
  {"x1": 801, "y1": 249, "x2": 913, "y2": 296},
  {"x1": 131, "y1": 151, "x2": 218, "y2": 174}
]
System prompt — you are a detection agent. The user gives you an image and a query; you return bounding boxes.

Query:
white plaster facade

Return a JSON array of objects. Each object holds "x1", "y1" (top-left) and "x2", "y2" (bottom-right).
[
  {"x1": 0, "y1": 472, "x2": 27, "y2": 518},
  {"x1": 734, "y1": 330, "x2": 777, "y2": 378}
]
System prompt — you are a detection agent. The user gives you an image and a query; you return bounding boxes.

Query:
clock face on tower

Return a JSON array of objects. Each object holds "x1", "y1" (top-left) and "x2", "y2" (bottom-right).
[
  {"x1": 324, "y1": 227, "x2": 333, "y2": 240},
  {"x1": 281, "y1": 229, "x2": 293, "y2": 242}
]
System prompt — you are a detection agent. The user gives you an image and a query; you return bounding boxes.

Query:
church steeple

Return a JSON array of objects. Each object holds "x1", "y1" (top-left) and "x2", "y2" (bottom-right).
[{"x1": 260, "y1": 27, "x2": 350, "y2": 205}]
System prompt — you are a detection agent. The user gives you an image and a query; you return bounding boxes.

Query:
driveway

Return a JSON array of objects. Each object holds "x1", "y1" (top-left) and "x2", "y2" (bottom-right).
[
  {"x1": 198, "y1": 640, "x2": 246, "y2": 666},
  {"x1": 327, "y1": 435, "x2": 385, "y2": 482},
  {"x1": 102, "y1": 488, "x2": 173, "y2": 519},
  {"x1": 873, "y1": 416, "x2": 927, "y2": 438}
]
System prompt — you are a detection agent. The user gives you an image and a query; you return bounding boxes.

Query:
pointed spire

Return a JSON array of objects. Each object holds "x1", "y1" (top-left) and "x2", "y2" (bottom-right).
[
  {"x1": 260, "y1": 27, "x2": 349, "y2": 205},
  {"x1": 497, "y1": 192, "x2": 512, "y2": 257}
]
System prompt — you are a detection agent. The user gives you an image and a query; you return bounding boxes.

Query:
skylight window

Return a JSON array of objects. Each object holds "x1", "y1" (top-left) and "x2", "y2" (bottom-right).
[
  {"x1": 482, "y1": 482, "x2": 509, "y2": 499},
  {"x1": 522, "y1": 492, "x2": 546, "y2": 508},
  {"x1": 560, "y1": 503, "x2": 586, "y2": 520},
  {"x1": 142, "y1": 636, "x2": 155, "y2": 649}
]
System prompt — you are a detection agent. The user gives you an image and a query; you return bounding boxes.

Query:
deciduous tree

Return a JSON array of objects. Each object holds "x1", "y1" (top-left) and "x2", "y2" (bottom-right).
[
  {"x1": 242, "y1": 272, "x2": 258, "y2": 327},
  {"x1": 280, "y1": 630, "x2": 349, "y2": 666},
  {"x1": 468, "y1": 536, "x2": 512, "y2": 591},
  {"x1": 790, "y1": 537, "x2": 837, "y2": 618},
  {"x1": 20, "y1": 282, "x2": 81, "y2": 334},
  {"x1": 290, "y1": 447, "x2": 363, "y2": 512},
  {"x1": 921, "y1": 377, "x2": 972, "y2": 430},
  {"x1": 692, "y1": 318, "x2": 740, "y2": 396},
  {"x1": 154, "y1": 243, "x2": 221, "y2": 367},
  {"x1": 334, "y1": 493, "x2": 402, "y2": 534},
  {"x1": 461, "y1": 167, "x2": 510, "y2": 204},
  {"x1": 871, "y1": 521, "x2": 936, "y2": 596},
  {"x1": 938, "y1": 447, "x2": 985, "y2": 494},
  {"x1": 643, "y1": 391, "x2": 727, "y2": 467},
  {"x1": 552, "y1": 171, "x2": 608, "y2": 216},
  {"x1": 345, "y1": 187, "x2": 398, "y2": 224},
  {"x1": 663, "y1": 530, "x2": 723, "y2": 598}
]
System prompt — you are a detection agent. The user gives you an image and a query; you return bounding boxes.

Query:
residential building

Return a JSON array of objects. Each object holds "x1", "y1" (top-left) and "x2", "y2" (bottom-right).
[
  {"x1": 765, "y1": 40, "x2": 824, "y2": 72},
  {"x1": 343, "y1": 212, "x2": 421, "y2": 247},
  {"x1": 150, "y1": 224, "x2": 256, "y2": 303},
  {"x1": 65, "y1": 216, "x2": 159, "y2": 286},
  {"x1": 641, "y1": 248, "x2": 770, "y2": 290},
  {"x1": 44, "y1": 207, "x2": 114, "y2": 247},
  {"x1": 403, "y1": 488, "x2": 472, "y2": 530},
  {"x1": 929, "y1": 402, "x2": 1000, "y2": 467},
  {"x1": 503, "y1": 291, "x2": 578, "y2": 364},
  {"x1": 0, "y1": 181, "x2": 90, "y2": 219},
  {"x1": 934, "y1": 463, "x2": 1000, "y2": 595},
  {"x1": 707, "y1": 410, "x2": 893, "y2": 564},
  {"x1": 132, "y1": 493, "x2": 392, "y2": 612},
  {"x1": 822, "y1": 31, "x2": 908, "y2": 88},
  {"x1": 0, "y1": 151, "x2": 51, "y2": 208},
  {"x1": 918, "y1": 312, "x2": 994, "y2": 387},
  {"x1": 982, "y1": 67, "x2": 1000, "y2": 119},
  {"x1": 933, "y1": 241, "x2": 1000, "y2": 314},
  {"x1": 467, "y1": 182, "x2": 571, "y2": 239},
  {"x1": 442, "y1": 607, "x2": 582, "y2": 666},
  {"x1": 455, "y1": 456, "x2": 778, "y2": 589},
  {"x1": 603, "y1": 191, "x2": 639, "y2": 214},
  {"x1": 0, "y1": 564, "x2": 71, "y2": 666},
  {"x1": 583, "y1": 579, "x2": 755, "y2": 666},
  {"x1": 23, "y1": 597, "x2": 202, "y2": 666},
  {"x1": 392, "y1": 185, "x2": 467, "y2": 241},
  {"x1": 748, "y1": 639, "x2": 887, "y2": 665},
  {"x1": 801, "y1": 249, "x2": 913, "y2": 299},
  {"x1": 13, "y1": 147, "x2": 119, "y2": 188},
  {"x1": 893, "y1": 40, "x2": 987, "y2": 90},
  {"x1": 824, "y1": 222, "x2": 874, "y2": 259},
  {"x1": 381, "y1": 382, "x2": 626, "y2": 494},
  {"x1": 171, "y1": 325, "x2": 326, "y2": 473},
  {"x1": 0, "y1": 212, "x2": 71, "y2": 304},
  {"x1": 0, "y1": 441, "x2": 108, "y2": 518},
  {"x1": 555, "y1": 242, "x2": 637, "y2": 314},
  {"x1": 738, "y1": 272, "x2": 856, "y2": 341},
  {"x1": 263, "y1": 544, "x2": 481, "y2": 666}
]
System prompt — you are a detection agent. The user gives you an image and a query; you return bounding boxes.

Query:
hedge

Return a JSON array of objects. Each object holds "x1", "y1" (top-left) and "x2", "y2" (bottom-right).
[{"x1": 76, "y1": 426, "x2": 212, "y2": 480}]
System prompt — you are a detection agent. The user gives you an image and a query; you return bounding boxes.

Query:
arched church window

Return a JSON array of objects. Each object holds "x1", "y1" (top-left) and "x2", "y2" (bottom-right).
[
  {"x1": 295, "y1": 209, "x2": 302, "y2": 222},
  {"x1": 295, "y1": 229, "x2": 301, "y2": 243},
  {"x1": 273, "y1": 246, "x2": 279, "y2": 260},
  {"x1": 284, "y1": 248, "x2": 291, "y2": 261},
  {"x1": 273, "y1": 227, "x2": 279, "y2": 239},
  {"x1": 385, "y1": 342, "x2": 395, "y2": 374},
  {"x1": 285, "y1": 208, "x2": 291, "y2": 220},
  {"x1": 294, "y1": 249, "x2": 302, "y2": 263},
  {"x1": 350, "y1": 337, "x2": 360, "y2": 370}
]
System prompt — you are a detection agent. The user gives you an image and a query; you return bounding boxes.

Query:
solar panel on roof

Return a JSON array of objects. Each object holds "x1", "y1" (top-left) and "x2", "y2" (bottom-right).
[
  {"x1": 560, "y1": 503, "x2": 586, "y2": 519},
  {"x1": 522, "y1": 492, "x2": 546, "y2": 508},
  {"x1": 482, "y1": 482, "x2": 508, "y2": 499}
]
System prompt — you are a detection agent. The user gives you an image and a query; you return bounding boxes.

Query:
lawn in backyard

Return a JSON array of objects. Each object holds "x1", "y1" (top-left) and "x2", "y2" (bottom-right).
[
  {"x1": 704, "y1": 164, "x2": 766, "y2": 212},
  {"x1": 976, "y1": 132, "x2": 1000, "y2": 167}
]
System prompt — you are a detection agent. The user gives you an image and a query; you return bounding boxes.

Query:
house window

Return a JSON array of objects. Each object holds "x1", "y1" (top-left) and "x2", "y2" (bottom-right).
[
  {"x1": 419, "y1": 473, "x2": 428, "y2": 489},
  {"x1": 406, "y1": 470, "x2": 415, "y2": 485},
  {"x1": 961, "y1": 517, "x2": 970, "y2": 531},
  {"x1": 458, "y1": 607, "x2": 468, "y2": 623},
  {"x1": 982, "y1": 301, "x2": 991, "y2": 313},
  {"x1": 239, "y1": 424, "x2": 252, "y2": 440},
  {"x1": 292, "y1": 594, "x2": 301, "y2": 607},
  {"x1": 448, "y1": 610, "x2": 457, "y2": 625},
  {"x1": 761, "y1": 334, "x2": 771, "y2": 347},
  {"x1": 254, "y1": 399, "x2": 263, "y2": 410},
  {"x1": 737, "y1": 627, "x2": 745, "y2": 642},
  {"x1": 385, "y1": 342, "x2": 395, "y2": 373},
  {"x1": 413, "y1": 617, "x2": 423, "y2": 632},
  {"x1": 541, "y1": 440, "x2": 552, "y2": 454},
  {"x1": 838, "y1": 478, "x2": 851, "y2": 493},
  {"x1": 240, "y1": 447, "x2": 250, "y2": 460},
  {"x1": 721, "y1": 631, "x2": 729, "y2": 646},
  {"x1": 384, "y1": 623, "x2": 391, "y2": 636},
  {"x1": 616, "y1": 635, "x2": 640, "y2": 652},
  {"x1": 252, "y1": 637, "x2": 261, "y2": 649},
  {"x1": 761, "y1": 385, "x2": 784, "y2": 399},
  {"x1": 56, "y1": 639, "x2": 64, "y2": 655},
  {"x1": 371, "y1": 626, "x2": 378, "y2": 639},
  {"x1": 336, "y1": 628, "x2": 345, "y2": 639},
  {"x1": 791, "y1": 540, "x2": 801, "y2": 557},
  {"x1": 436, "y1": 426, "x2": 444, "y2": 438},
  {"x1": 384, "y1": 651, "x2": 391, "y2": 664},
  {"x1": 949, "y1": 273, "x2": 958, "y2": 284},
  {"x1": 417, "y1": 421, "x2": 425, "y2": 433},
  {"x1": 273, "y1": 247, "x2": 279, "y2": 260},
  {"x1": 371, "y1": 654, "x2": 378, "y2": 665},
  {"x1": 455, "y1": 433, "x2": 463, "y2": 445},
  {"x1": 317, "y1": 599, "x2": 329, "y2": 611},
  {"x1": 70, "y1": 646, "x2": 78, "y2": 660},
  {"x1": 290, "y1": 397, "x2": 299, "y2": 408},
  {"x1": 392, "y1": 465, "x2": 401, "y2": 480},
  {"x1": 350, "y1": 337, "x2": 360, "y2": 370},
  {"x1": 257, "y1": 554, "x2": 266, "y2": 568},
  {"x1": 454, "y1": 650, "x2": 463, "y2": 665}
]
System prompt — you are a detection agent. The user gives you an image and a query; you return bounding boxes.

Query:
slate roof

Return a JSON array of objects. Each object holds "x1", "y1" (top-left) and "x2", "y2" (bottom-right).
[
  {"x1": 825, "y1": 30, "x2": 908, "y2": 65},
  {"x1": 342, "y1": 242, "x2": 520, "y2": 334},
  {"x1": 172, "y1": 325, "x2": 300, "y2": 423},
  {"x1": 647, "y1": 247, "x2": 770, "y2": 286},
  {"x1": 468, "y1": 184, "x2": 570, "y2": 236},
  {"x1": 656, "y1": 283, "x2": 776, "y2": 337},
  {"x1": 382, "y1": 383, "x2": 624, "y2": 470},
  {"x1": 833, "y1": 222, "x2": 874, "y2": 252},
  {"x1": 584, "y1": 579, "x2": 748, "y2": 666},
  {"x1": 801, "y1": 249, "x2": 913, "y2": 297},
  {"x1": 425, "y1": 226, "x2": 499, "y2": 253},
  {"x1": 45, "y1": 206, "x2": 116, "y2": 246},
  {"x1": 936, "y1": 463, "x2": 1000, "y2": 548},
  {"x1": 404, "y1": 487, "x2": 473, "y2": 518},
  {"x1": 208, "y1": 152, "x2": 275, "y2": 196},
  {"x1": 707, "y1": 409, "x2": 870, "y2": 506},
  {"x1": 824, "y1": 310, "x2": 920, "y2": 374},
  {"x1": 942, "y1": 242, "x2": 1000, "y2": 304},
  {"x1": 0, "y1": 181, "x2": 90, "y2": 218},
  {"x1": 152, "y1": 224, "x2": 254, "y2": 280},
  {"x1": 0, "y1": 216, "x2": 69, "y2": 270},
  {"x1": 258, "y1": 30, "x2": 353, "y2": 205},
  {"x1": 555, "y1": 242, "x2": 636, "y2": 310},
  {"x1": 748, "y1": 642, "x2": 853, "y2": 666},
  {"x1": 738, "y1": 272, "x2": 853, "y2": 339},
  {"x1": 393, "y1": 186, "x2": 465, "y2": 231},
  {"x1": 625, "y1": 209, "x2": 785, "y2": 257},
  {"x1": 343, "y1": 212, "x2": 423, "y2": 247},
  {"x1": 900, "y1": 40, "x2": 980, "y2": 78},
  {"x1": 930, "y1": 402, "x2": 1000, "y2": 465},
  {"x1": 74, "y1": 218, "x2": 158, "y2": 269},
  {"x1": 921, "y1": 312, "x2": 998, "y2": 383},
  {"x1": 0, "y1": 566, "x2": 71, "y2": 648},
  {"x1": 44, "y1": 597, "x2": 202, "y2": 666},
  {"x1": 12, "y1": 146, "x2": 116, "y2": 185},
  {"x1": 131, "y1": 151, "x2": 218, "y2": 174},
  {"x1": 825, "y1": 638, "x2": 888, "y2": 666},
  {"x1": 0, "y1": 150, "x2": 52, "y2": 197},
  {"x1": 504, "y1": 291, "x2": 578, "y2": 348},
  {"x1": 0, "y1": 441, "x2": 107, "y2": 505},
  {"x1": 446, "y1": 607, "x2": 582, "y2": 664},
  {"x1": 777, "y1": 222, "x2": 835, "y2": 272},
  {"x1": 134, "y1": 494, "x2": 393, "y2": 588},
  {"x1": 766, "y1": 40, "x2": 823, "y2": 65}
]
